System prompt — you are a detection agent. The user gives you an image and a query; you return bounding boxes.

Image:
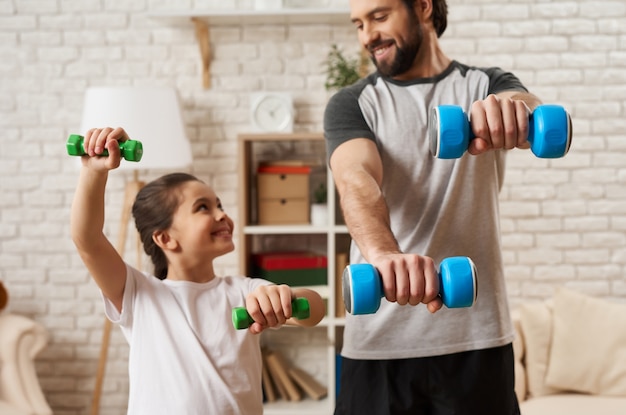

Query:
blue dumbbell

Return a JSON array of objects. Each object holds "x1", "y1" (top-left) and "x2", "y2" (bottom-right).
[
  {"x1": 429, "y1": 104, "x2": 572, "y2": 159},
  {"x1": 342, "y1": 256, "x2": 477, "y2": 315}
]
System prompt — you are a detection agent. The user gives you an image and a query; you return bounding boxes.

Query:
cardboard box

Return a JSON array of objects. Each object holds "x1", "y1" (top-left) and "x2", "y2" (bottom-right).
[
  {"x1": 252, "y1": 251, "x2": 327, "y2": 286},
  {"x1": 257, "y1": 165, "x2": 311, "y2": 225},
  {"x1": 258, "y1": 198, "x2": 309, "y2": 225}
]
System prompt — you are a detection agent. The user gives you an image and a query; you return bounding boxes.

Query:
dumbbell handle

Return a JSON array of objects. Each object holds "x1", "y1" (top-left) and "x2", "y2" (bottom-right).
[
  {"x1": 429, "y1": 104, "x2": 572, "y2": 159},
  {"x1": 66, "y1": 134, "x2": 143, "y2": 162},
  {"x1": 232, "y1": 297, "x2": 311, "y2": 330},
  {"x1": 343, "y1": 256, "x2": 477, "y2": 315}
]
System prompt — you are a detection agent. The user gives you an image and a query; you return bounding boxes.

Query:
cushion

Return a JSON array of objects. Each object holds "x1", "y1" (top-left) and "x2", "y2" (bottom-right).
[
  {"x1": 545, "y1": 287, "x2": 626, "y2": 396},
  {"x1": 520, "y1": 394, "x2": 626, "y2": 415},
  {"x1": 518, "y1": 300, "x2": 564, "y2": 398}
]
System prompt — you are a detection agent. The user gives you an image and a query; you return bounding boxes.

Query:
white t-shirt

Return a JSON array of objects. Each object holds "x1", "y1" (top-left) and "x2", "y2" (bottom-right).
[{"x1": 103, "y1": 264, "x2": 271, "y2": 415}]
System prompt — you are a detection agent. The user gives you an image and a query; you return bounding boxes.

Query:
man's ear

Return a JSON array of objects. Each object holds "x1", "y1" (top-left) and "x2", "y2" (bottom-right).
[
  {"x1": 416, "y1": 0, "x2": 433, "y2": 20},
  {"x1": 153, "y1": 230, "x2": 178, "y2": 251}
]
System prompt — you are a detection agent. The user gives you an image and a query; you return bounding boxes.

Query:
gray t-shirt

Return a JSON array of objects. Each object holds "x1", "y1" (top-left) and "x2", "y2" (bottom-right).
[{"x1": 324, "y1": 61, "x2": 527, "y2": 359}]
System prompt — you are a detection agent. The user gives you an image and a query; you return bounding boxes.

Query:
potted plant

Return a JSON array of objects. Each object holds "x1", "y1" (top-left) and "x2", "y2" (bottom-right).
[
  {"x1": 310, "y1": 182, "x2": 328, "y2": 226},
  {"x1": 324, "y1": 44, "x2": 368, "y2": 91}
]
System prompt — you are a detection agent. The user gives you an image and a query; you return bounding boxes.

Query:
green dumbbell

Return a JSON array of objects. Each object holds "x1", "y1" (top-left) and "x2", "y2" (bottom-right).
[
  {"x1": 232, "y1": 297, "x2": 311, "y2": 330},
  {"x1": 66, "y1": 134, "x2": 143, "y2": 162}
]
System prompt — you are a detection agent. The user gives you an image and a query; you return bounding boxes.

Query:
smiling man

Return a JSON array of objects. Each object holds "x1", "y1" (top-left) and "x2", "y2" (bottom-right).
[{"x1": 324, "y1": 0, "x2": 540, "y2": 414}]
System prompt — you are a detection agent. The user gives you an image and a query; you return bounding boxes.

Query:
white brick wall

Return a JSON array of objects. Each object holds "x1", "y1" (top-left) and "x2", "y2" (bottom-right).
[{"x1": 1, "y1": 0, "x2": 625, "y2": 413}]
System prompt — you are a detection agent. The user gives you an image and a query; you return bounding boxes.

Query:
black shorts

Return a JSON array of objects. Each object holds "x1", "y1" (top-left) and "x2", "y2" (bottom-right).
[{"x1": 335, "y1": 344, "x2": 520, "y2": 415}]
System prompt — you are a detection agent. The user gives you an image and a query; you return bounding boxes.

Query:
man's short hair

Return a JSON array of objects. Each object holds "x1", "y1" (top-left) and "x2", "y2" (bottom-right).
[{"x1": 403, "y1": 0, "x2": 448, "y2": 37}]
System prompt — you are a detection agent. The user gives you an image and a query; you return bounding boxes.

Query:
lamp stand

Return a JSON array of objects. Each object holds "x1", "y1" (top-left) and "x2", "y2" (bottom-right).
[{"x1": 91, "y1": 170, "x2": 145, "y2": 415}]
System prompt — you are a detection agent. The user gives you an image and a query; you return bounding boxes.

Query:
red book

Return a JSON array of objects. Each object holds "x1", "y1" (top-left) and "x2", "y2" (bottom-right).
[
  {"x1": 257, "y1": 165, "x2": 312, "y2": 175},
  {"x1": 252, "y1": 251, "x2": 327, "y2": 270}
]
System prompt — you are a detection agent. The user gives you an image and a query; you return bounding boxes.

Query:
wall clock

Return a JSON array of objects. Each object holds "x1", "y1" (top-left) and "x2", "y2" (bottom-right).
[{"x1": 250, "y1": 92, "x2": 294, "y2": 133}]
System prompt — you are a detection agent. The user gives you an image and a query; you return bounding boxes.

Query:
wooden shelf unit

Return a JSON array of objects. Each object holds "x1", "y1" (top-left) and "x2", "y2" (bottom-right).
[{"x1": 237, "y1": 132, "x2": 350, "y2": 414}]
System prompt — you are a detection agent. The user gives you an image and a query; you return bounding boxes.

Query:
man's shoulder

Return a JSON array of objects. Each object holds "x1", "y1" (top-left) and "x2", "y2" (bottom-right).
[
  {"x1": 331, "y1": 72, "x2": 378, "y2": 97},
  {"x1": 447, "y1": 60, "x2": 493, "y2": 77}
]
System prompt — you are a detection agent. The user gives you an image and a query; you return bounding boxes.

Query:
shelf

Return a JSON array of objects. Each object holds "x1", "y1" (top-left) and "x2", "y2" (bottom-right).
[
  {"x1": 263, "y1": 398, "x2": 330, "y2": 414},
  {"x1": 147, "y1": 8, "x2": 351, "y2": 89},
  {"x1": 238, "y1": 131, "x2": 325, "y2": 142},
  {"x1": 295, "y1": 285, "x2": 330, "y2": 298},
  {"x1": 243, "y1": 224, "x2": 348, "y2": 235},
  {"x1": 147, "y1": 8, "x2": 351, "y2": 26}
]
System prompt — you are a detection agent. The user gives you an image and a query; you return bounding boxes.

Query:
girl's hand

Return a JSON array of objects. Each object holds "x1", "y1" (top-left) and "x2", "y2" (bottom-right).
[
  {"x1": 244, "y1": 284, "x2": 295, "y2": 334},
  {"x1": 80, "y1": 127, "x2": 129, "y2": 171}
]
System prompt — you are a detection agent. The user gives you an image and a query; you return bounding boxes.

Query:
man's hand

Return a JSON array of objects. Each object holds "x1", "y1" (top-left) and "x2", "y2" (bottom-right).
[
  {"x1": 370, "y1": 253, "x2": 444, "y2": 314},
  {"x1": 467, "y1": 94, "x2": 532, "y2": 155}
]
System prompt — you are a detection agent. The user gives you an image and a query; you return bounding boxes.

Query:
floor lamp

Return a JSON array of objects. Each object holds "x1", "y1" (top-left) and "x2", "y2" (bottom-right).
[{"x1": 79, "y1": 86, "x2": 192, "y2": 415}]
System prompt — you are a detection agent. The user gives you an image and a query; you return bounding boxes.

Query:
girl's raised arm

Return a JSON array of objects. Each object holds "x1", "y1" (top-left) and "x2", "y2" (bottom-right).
[{"x1": 70, "y1": 128, "x2": 129, "y2": 313}]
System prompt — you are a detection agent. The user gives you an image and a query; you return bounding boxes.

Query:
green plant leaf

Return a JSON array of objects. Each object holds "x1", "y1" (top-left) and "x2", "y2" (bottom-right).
[{"x1": 324, "y1": 44, "x2": 362, "y2": 91}]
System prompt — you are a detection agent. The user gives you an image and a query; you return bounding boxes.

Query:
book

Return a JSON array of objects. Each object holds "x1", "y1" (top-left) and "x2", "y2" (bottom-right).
[
  {"x1": 257, "y1": 165, "x2": 312, "y2": 175},
  {"x1": 260, "y1": 159, "x2": 313, "y2": 167},
  {"x1": 335, "y1": 354, "x2": 342, "y2": 399},
  {"x1": 335, "y1": 252, "x2": 349, "y2": 318},
  {"x1": 263, "y1": 349, "x2": 287, "y2": 400},
  {"x1": 288, "y1": 367, "x2": 328, "y2": 400},
  {"x1": 253, "y1": 266, "x2": 327, "y2": 286},
  {"x1": 252, "y1": 251, "x2": 328, "y2": 270},
  {"x1": 264, "y1": 349, "x2": 303, "y2": 401},
  {"x1": 261, "y1": 349, "x2": 277, "y2": 402}
]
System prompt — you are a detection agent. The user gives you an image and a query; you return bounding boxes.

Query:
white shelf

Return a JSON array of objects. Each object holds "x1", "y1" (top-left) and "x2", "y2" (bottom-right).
[
  {"x1": 243, "y1": 224, "x2": 349, "y2": 235},
  {"x1": 263, "y1": 398, "x2": 331, "y2": 414},
  {"x1": 147, "y1": 8, "x2": 350, "y2": 88},
  {"x1": 147, "y1": 8, "x2": 351, "y2": 26}
]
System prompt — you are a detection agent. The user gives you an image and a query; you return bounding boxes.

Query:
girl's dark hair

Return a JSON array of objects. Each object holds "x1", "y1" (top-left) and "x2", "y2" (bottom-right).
[
  {"x1": 403, "y1": 0, "x2": 448, "y2": 38},
  {"x1": 132, "y1": 172, "x2": 201, "y2": 280}
]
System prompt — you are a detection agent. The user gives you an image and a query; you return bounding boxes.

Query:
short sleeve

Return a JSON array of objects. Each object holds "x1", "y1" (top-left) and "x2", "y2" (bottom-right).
[{"x1": 102, "y1": 263, "x2": 137, "y2": 327}]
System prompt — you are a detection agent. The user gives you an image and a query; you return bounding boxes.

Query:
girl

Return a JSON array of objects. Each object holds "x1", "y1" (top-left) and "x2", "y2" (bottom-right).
[{"x1": 70, "y1": 127, "x2": 325, "y2": 415}]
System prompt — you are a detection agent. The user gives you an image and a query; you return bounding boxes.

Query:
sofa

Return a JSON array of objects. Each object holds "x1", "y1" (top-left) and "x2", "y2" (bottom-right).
[
  {"x1": 0, "y1": 310, "x2": 52, "y2": 415},
  {"x1": 512, "y1": 287, "x2": 626, "y2": 414}
]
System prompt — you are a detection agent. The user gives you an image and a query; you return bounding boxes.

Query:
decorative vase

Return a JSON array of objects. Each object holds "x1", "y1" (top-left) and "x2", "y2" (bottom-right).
[{"x1": 310, "y1": 203, "x2": 328, "y2": 226}]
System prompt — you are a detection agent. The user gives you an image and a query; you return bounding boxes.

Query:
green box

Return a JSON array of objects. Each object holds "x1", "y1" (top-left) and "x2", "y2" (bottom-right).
[{"x1": 253, "y1": 265, "x2": 327, "y2": 286}]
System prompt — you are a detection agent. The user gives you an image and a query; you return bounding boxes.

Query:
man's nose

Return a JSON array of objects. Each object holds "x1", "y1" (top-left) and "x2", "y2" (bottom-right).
[{"x1": 360, "y1": 23, "x2": 380, "y2": 52}]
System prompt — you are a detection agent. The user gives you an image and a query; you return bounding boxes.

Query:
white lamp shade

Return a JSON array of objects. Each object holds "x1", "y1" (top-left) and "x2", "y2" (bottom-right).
[{"x1": 80, "y1": 86, "x2": 192, "y2": 171}]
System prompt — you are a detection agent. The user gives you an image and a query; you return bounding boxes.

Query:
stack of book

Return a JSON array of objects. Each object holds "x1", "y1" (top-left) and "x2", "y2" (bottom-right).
[
  {"x1": 261, "y1": 348, "x2": 327, "y2": 403},
  {"x1": 252, "y1": 251, "x2": 328, "y2": 286}
]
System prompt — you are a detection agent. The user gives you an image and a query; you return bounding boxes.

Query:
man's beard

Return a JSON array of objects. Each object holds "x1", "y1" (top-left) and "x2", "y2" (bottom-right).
[{"x1": 371, "y1": 20, "x2": 423, "y2": 78}]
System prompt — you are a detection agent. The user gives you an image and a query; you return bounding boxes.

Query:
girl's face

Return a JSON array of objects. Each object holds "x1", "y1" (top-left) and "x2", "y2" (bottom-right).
[{"x1": 167, "y1": 180, "x2": 235, "y2": 262}]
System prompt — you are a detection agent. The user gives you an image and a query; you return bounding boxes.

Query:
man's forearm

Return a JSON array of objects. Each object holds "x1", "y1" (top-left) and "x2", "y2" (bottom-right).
[{"x1": 340, "y1": 183, "x2": 401, "y2": 262}]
